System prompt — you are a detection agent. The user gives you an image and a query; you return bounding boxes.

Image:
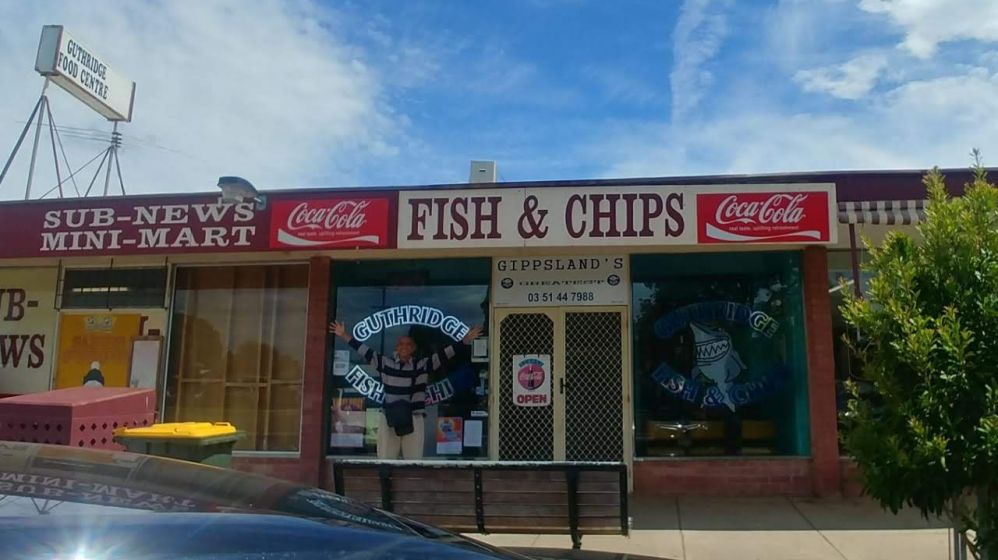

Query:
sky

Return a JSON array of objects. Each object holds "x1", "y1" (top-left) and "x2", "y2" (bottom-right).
[{"x1": 0, "y1": 0, "x2": 996, "y2": 198}]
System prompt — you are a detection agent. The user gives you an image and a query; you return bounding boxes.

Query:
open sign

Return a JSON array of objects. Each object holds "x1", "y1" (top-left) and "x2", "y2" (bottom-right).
[{"x1": 512, "y1": 354, "x2": 551, "y2": 408}]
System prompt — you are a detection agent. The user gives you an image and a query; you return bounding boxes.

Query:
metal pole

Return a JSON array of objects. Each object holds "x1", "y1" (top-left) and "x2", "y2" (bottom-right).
[
  {"x1": 48, "y1": 105, "x2": 81, "y2": 197},
  {"x1": 25, "y1": 79, "x2": 51, "y2": 200},
  {"x1": 0, "y1": 95, "x2": 44, "y2": 189},
  {"x1": 114, "y1": 144, "x2": 126, "y2": 195},
  {"x1": 102, "y1": 121, "x2": 118, "y2": 196},
  {"x1": 848, "y1": 224, "x2": 862, "y2": 297},
  {"x1": 980, "y1": 489, "x2": 990, "y2": 560},
  {"x1": 953, "y1": 527, "x2": 969, "y2": 560},
  {"x1": 84, "y1": 148, "x2": 110, "y2": 197},
  {"x1": 45, "y1": 99, "x2": 62, "y2": 197}
]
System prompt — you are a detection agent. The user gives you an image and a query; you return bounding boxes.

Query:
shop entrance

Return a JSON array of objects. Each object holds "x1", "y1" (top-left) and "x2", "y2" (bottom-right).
[{"x1": 491, "y1": 307, "x2": 630, "y2": 463}]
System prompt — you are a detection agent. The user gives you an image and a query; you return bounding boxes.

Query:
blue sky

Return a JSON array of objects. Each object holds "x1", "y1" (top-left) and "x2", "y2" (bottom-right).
[{"x1": 1, "y1": 0, "x2": 997, "y2": 197}]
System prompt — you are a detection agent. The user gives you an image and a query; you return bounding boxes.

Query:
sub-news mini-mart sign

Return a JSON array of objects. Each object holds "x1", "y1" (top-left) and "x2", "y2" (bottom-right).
[
  {"x1": 35, "y1": 25, "x2": 136, "y2": 122},
  {"x1": 0, "y1": 192, "x2": 393, "y2": 258}
]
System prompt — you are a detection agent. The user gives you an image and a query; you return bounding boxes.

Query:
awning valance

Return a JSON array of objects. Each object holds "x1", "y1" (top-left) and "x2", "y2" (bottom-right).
[{"x1": 837, "y1": 200, "x2": 925, "y2": 225}]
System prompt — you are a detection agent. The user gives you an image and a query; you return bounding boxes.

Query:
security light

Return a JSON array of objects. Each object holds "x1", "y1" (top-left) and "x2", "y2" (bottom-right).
[{"x1": 217, "y1": 176, "x2": 267, "y2": 209}]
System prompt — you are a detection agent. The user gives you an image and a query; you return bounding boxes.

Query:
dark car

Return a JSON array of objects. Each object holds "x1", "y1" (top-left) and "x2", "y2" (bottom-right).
[{"x1": 0, "y1": 441, "x2": 527, "y2": 559}]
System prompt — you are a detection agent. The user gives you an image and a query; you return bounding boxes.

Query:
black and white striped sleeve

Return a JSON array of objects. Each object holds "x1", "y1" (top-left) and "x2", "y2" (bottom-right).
[
  {"x1": 428, "y1": 344, "x2": 459, "y2": 372},
  {"x1": 348, "y1": 338, "x2": 382, "y2": 369}
]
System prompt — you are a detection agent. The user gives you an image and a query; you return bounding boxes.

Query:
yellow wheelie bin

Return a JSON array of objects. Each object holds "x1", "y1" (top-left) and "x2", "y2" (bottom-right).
[{"x1": 113, "y1": 422, "x2": 244, "y2": 467}]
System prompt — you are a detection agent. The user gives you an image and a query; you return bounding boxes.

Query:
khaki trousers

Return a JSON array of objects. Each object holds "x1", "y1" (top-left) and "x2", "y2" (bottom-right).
[{"x1": 377, "y1": 413, "x2": 425, "y2": 460}]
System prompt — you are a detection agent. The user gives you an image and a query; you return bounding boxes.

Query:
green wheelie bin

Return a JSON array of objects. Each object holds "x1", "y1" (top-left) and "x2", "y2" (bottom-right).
[{"x1": 113, "y1": 422, "x2": 245, "y2": 467}]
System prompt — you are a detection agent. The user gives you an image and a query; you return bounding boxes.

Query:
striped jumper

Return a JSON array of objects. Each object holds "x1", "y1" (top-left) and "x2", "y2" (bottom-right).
[{"x1": 347, "y1": 338, "x2": 461, "y2": 414}]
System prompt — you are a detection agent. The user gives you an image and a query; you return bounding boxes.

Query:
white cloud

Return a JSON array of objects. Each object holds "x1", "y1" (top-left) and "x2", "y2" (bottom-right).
[
  {"x1": 670, "y1": 0, "x2": 732, "y2": 122},
  {"x1": 859, "y1": 0, "x2": 998, "y2": 58},
  {"x1": 597, "y1": 69, "x2": 998, "y2": 178},
  {"x1": 795, "y1": 53, "x2": 889, "y2": 99},
  {"x1": 0, "y1": 0, "x2": 399, "y2": 199},
  {"x1": 593, "y1": 0, "x2": 998, "y2": 179}
]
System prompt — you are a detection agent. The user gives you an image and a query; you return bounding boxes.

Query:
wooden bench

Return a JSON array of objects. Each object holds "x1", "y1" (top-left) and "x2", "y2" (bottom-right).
[{"x1": 331, "y1": 460, "x2": 629, "y2": 549}]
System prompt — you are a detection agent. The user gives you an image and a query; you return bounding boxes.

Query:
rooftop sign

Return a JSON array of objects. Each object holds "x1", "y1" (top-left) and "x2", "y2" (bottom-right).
[{"x1": 34, "y1": 25, "x2": 136, "y2": 122}]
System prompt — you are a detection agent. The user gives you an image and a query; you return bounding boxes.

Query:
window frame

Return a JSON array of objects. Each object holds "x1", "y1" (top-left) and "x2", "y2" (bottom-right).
[
  {"x1": 326, "y1": 257, "x2": 492, "y2": 459},
  {"x1": 629, "y1": 250, "x2": 811, "y2": 458},
  {"x1": 163, "y1": 262, "x2": 311, "y2": 454},
  {"x1": 60, "y1": 267, "x2": 169, "y2": 310}
]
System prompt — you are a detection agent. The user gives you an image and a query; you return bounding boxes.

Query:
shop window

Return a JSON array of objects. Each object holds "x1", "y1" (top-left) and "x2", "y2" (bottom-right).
[
  {"x1": 164, "y1": 265, "x2": 308, "y2": 451},
  {"x1": 827, "y1": 250, "x2": 873, "y2": 433},
  {"x1": 62, "y1": 268, "x2": 167, "y2": 309},
  {"x1": 631, "y1": 252, "x2": 810, "y2": 457},
  {"x1": 329, "y1": 258, "x2": 490, "y2": 459}
]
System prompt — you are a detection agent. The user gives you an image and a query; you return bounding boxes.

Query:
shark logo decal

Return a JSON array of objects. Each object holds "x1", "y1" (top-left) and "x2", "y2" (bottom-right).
[
  {"x1": 650, "y1": 301, "x2": 786, "y2": 410},
  {"x1": 690, "y1": 323, "x2": 745, "y2": 411}
]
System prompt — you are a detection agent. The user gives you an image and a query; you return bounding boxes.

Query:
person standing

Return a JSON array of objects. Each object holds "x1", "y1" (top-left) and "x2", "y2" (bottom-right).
[{"x1": 329, "y1": 321, "x2": 482, "y2": 460}]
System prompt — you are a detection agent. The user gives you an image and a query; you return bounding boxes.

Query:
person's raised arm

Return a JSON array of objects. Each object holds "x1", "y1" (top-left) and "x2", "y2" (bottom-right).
[
  {"x1": 329, "y1": 320, "x2": 382, "y2": 369},
  {"x1": 427, "y1": 325, "x2": 483, "y2": 372}
]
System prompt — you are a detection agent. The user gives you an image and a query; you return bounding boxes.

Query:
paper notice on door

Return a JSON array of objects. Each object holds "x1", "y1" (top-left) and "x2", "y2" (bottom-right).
[
  {"x1": 333, "y1": 350, "x2": 351, "y2": 376},
  {"x1": 330, "y1": 396, "x2": 365, "y2": 448},
  {"x1": 463, "y1": 420, "x2": 483, "y2": 448},
  {"x1": 472, "y1": 337, "x2": 489, "y2": 362}
]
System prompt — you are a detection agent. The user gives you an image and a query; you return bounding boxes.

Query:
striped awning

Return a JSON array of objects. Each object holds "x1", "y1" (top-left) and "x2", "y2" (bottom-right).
[{"x1": 837, "y1": 200, "x2": 925, "y2": 225}]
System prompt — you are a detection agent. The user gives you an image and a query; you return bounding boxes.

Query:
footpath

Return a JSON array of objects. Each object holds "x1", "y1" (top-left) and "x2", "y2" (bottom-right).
[{"x1": 468, "y1": 496, "x2": 952, "y2": 560}]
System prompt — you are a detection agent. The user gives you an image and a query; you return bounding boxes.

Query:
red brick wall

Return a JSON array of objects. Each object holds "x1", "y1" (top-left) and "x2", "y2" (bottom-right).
[
  {"x1": 231, "y1": 456, "x2": 306, "y2": 483},
  {"x1": 802, "y1": 246, "x2": 841, "y2": 496},
  {"x1": 298, "y1": 256, "x2": 331, "y2": 486},
  {"x1": 633, "y1": 458, "x2": 812, "y2": 496},
  {"x1": 840, "y1": 457, "x2": 864, "y2": 497}
]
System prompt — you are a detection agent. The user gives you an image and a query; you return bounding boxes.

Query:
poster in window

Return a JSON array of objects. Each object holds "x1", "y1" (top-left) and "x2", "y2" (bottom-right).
[
  {"x1": 128, "y1": 337, "x2": 162, "y2": 389},
  {"x1": 330, "y1": 396, "x2": 366, "y2": 448},
  {"x1": 54, "y1": 314, "x2": 142, "y2": 389},
  {"x1": 435, "y1": 417, "x2": 463, "y2": 455}
]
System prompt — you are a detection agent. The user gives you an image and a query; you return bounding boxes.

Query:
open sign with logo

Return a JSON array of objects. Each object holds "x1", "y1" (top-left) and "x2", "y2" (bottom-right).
[{"x1": 512, "y1": 354, "x2": 551, "y2": 407}]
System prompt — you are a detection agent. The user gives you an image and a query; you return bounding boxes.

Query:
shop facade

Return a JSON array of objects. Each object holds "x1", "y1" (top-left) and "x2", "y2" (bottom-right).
[{"x1": 0, "y1": 170, "x2": 977, "y2": 497}]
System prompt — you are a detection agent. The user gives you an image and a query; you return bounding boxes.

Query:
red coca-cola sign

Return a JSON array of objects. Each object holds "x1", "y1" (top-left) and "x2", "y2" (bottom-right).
[
  {"x1": 270, "y1": 198, "x2": 390, "y2": 249},
  {"x1": 697, "y1": 191, "x2": 831, "y2": 243}
]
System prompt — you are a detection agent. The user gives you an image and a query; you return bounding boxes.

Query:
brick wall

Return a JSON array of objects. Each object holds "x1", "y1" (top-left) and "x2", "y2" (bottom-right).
[
  {"x1": 840, "y1": 457, "x2": 864, "y2": 497},
  {"x1": 231, "y1": 456, "x2": 306, "y2": 483},
  {"x1": 298, "y1": 256, "x2": 331, "y2": 486},
  {"x1": 802, "y1": 246, "x2": 842, "y2": 496},
  {"x1": 633, "y1": 458, "x2": 813, "y2": 496}
]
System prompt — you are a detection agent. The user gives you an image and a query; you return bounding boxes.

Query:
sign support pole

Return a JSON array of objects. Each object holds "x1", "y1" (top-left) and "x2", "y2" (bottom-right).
[
  {"x1": 102, "y1": 121, "x2": 118, "y2": 196},
  {"x1": 24, "y1": 78, "x2": 50, "y2": 201},
  {"x1": 0, "y1": 95, "x2": 43, "y2": 191}
]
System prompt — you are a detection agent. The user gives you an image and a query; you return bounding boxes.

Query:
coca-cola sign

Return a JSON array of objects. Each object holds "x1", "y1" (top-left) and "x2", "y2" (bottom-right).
[
  {"x1": 697, "y1": 191, "x2": 832, "y2": 243},
  {"x1": 269, "y1": 198, "x2": 390, "y2": 249}
]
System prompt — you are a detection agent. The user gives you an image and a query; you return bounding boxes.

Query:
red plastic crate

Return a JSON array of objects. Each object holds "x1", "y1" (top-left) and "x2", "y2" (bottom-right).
[{"x1": 0, "y1": 387, "x2": 156, "y2": 450}]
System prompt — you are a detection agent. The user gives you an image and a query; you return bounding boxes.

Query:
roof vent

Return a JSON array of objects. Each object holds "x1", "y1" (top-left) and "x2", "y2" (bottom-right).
[{"x1": 469, "y1": 161, "x2": 497, "y2": 183}]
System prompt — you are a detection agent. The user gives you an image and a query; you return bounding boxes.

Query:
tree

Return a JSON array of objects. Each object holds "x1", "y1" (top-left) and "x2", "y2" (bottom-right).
[{"x1": 841, "y1": 160, "x2": 998, "y2": 559}]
